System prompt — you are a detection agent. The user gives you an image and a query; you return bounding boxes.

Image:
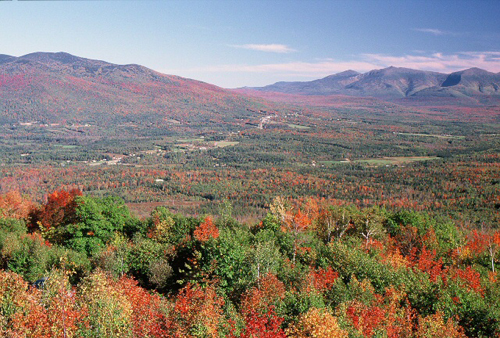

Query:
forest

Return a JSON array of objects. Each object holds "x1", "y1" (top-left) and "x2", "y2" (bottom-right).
[
  {"x1": 0, "y1": 74, "x2": 499, "y2": 337},
  {"x1": 0, "y1": 189, "x2": 499, "y2": 337}
]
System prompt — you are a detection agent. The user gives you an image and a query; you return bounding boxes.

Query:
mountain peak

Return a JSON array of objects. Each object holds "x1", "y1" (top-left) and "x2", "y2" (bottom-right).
[
  {"x1": 0, "y1": 54, "x2": 14, "y2": 65},
  {"x1": 336, "y1": 69, "x2": 360, "y2": 77},
  {"x1": 379, "y1": 66, "x2": 442, "y2": 75},
  {"x1": 321, "y1": 70, "x2": 359, "y2": 80},
  {"x1": 21, "y1": 51, "x2": 81, "y2": 63},
  {"x1": 18, "y1": 52, "x2": 118, "y2": 70},
  {"x1": 459, "y1": 67, "x2": 493, "y2": 76}
]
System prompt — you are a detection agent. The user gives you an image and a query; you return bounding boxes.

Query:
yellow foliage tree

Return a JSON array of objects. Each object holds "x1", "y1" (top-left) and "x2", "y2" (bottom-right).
[{"x1": 287, "y1": 307, "x2": 348, "y2": 338}]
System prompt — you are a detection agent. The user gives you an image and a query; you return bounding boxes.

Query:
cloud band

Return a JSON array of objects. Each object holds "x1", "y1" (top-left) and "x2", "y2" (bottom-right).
[{"x1": 231, "y1": 44, "x2": 296, "y2": 53}]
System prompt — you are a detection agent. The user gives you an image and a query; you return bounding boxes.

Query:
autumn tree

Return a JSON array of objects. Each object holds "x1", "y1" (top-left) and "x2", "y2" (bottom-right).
[
  {"x1": 0, "y1": 190, "x2": 33, "y2": 220},
  {"x1": 78, "y1": 270, "x2": 133, "y2": 336},
  {"x1": 194, "y1": 216, "x2": 219, "y2": 243},
  {"x1": 270, "y1": 197, "x2": 311, "y2": 263},
  {"x1": 416, "y1": 311, "x2": 466, "y2": 338},
  {"x1": 315, "y1": 205, "x2": 356, "y2": 243},
  {"x1": 286, "y1": 307, "x2": 348, "y2": 338},
  {"x1": 166, "y1": 283, "x2": 225, "y2": 337},
  {"x1": 29, "y1": 189, "x2": 82, "y2": 232},
  {"x1": 115, "y1": 276, "x2": 167, "y2": 337}
]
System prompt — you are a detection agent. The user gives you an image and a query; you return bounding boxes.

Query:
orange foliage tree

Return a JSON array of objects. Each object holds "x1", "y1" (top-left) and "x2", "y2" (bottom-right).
[
  {"x1": 417, "y1": 311, "x2": 466, "y2": 338},
  {"x1": 0, "y1": 190, "x2": 33, "y2": 219},
  {"x1": 116, "y1": 276, "x2": 167, "y2": 337},
  {"x1": 29, "y1": 189, "x2": 82, "y2": 232},
  {"x1": 193, "y1": 216, "x2": 219, "y2": 243},
  {"x1": 166, "y1": 282, "x2": 225, "y2": 337}
]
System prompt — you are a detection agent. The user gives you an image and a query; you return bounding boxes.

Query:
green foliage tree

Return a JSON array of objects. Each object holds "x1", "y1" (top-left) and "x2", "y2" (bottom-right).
[{"x1": 61, "y1": 196, "x2": 134, "y2": 256}]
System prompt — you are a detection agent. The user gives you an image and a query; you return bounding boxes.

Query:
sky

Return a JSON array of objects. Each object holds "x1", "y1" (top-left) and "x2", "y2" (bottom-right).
[{"x1": 0, "y1": 0, "x2": 499, "y2": 88}]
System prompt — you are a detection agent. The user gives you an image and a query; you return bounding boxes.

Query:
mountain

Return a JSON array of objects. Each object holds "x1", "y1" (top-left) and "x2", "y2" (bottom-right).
[
  {"x1": 258, "y1": 70, "x2": 360, "y2": 95},
  {"x1": 413, "y1": 68, "x2": 500, "y2": 98},
  {"x1": 0, "y1": 52, "x2": 275, "y2": 127},
  {"x1": 343, "y1": 67, "x2": 447, "y2": 98},
  {"x1": 252, "y1": 67, "x2": 500, "y2": 101}
]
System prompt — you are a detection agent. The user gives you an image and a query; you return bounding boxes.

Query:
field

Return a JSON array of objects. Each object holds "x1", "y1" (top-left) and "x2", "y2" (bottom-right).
[
  {"x1": 355, "y1": 156, "x2": 441, "y2": 166},
  {"x1": 397, "y1": 132, "x2": 465, "y2": 139}
]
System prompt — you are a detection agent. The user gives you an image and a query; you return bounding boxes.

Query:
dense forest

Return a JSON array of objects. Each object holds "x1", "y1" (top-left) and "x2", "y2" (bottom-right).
[{"x1": 0, "y1": 189, "x2": 499, "y2": 337}]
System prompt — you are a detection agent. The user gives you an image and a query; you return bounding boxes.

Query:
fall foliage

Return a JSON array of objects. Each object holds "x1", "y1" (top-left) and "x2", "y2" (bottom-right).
[{"x1": 0, "y1": 191, "x2": 499, "y2": 337}]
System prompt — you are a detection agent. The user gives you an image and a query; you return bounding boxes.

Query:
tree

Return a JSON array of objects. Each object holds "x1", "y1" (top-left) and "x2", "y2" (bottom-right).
[
  {"x1": 166, "y1": 283, "x2": 225, "y2": 337},
  {"x1": 78, "y1": 270, "x2": 133, "y2": 337},
  {"x1": 194, "y1": 216, "x2": 219, "y2": 243},
  {"x1": 62, "y1": 195, "x2": 133, "y2": 255},
  {"x1": 353, "y1": 207, "x2": 385, "y2": 246},
  {"x1": 250, "y1": 233, "x2": 281, "y2": 281},
  {"x1": 286, "y1": 307, "x2": 348, "y2": 338},
  {"x1": 270, "y1": 197, "x2": 311, "y2": 264},
  {"x1": 417, "y1": 312, "x2": 466, "y2": 338},
  {"x1": 29, "y1": 189, "x2": 82, "y2": 232},
  {"x1": 315, "y1": 205, "x2": 356, "y2": 243},
  {"x1": 236, "y1": 307, "x2": 286, "y2": 338},
  {"x1": 0, "y1": 190, "x2": 33, "y2": 220}
]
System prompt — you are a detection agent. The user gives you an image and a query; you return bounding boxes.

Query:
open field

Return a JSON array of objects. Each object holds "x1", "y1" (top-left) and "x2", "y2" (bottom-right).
[
  {"x1": 213, "y1": 141, "x2": 240, "y2": 147},
  {"x1": 356, "y1": 156, "x2": 441, "y2": 166},
  {"x1": 397, "y1": 132, "x2": 465, "y2": 139},
  {"x1": 176, "y1": 138, "x2": 204, "y2": 143},
  {"x1": 287, "y1": 123, "x2": 311, "y2": 130},
  {"x1": 320, "y1": 156, "x2": 441, "y2": 167}
]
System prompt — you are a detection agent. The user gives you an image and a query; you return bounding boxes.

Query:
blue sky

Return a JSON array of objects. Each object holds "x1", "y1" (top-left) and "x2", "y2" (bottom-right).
[{"x1": 1, "y1": 0, "x2": 499, "y2": 87}]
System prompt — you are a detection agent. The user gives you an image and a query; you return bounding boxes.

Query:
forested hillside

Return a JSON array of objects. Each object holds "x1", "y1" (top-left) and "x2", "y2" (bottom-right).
[{"x1": 0, "y1": 190, "x2": 499, "y2": 337}]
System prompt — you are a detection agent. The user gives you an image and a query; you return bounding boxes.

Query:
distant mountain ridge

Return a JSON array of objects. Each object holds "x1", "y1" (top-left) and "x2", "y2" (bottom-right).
[
  {"x1": 2, "y1": 52, "x2": 499, "y2": 129},
  {"x1": 251, "y1": 66, "x2": 500, "y2": 100}
]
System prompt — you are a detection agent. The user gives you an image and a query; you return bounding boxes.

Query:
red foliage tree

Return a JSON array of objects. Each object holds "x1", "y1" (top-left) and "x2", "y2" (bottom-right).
[
  {"x1": 233, "y1": 307, "x2": 286, "y2": 338},
  {"x1": 194, "y1": 216, "x2": 219, "y2": 242},
  {"x1": 307, "y1": 266, "x2": 339, "y2": 292},
  {"x1": 116, "y1": 276, "x2": 167, "y2": 337},
  {"x1": 409, "y1": 247, "x2": 447, "y2": 283},
  {"x1": 452, "y1": 266, "x2": 484, "y2": 295},
  {"x1": 166, "y1": 282, "x2": 225, "y2": 337},
  {"x1": 29, "y1": 189, "x2": 82, "y2": 231},
  {"x1": 241, "y1": 273, "x2": 286, "y2": 315},
  {"x1": 346, "y1": 301, "x2": 386, "y2": 338}
]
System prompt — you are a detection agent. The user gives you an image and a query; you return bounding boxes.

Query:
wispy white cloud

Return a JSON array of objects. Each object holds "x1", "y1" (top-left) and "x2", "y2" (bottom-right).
[
  {"x1": 231, "y1": 44, "x2": 296, "y2": 53},
  {"x1": 165, "y1": 51, "x2": 500, "y2": 87},
  {"x1": 176, "y1": 52, "x2": 500, "y2": 77},
  {"x1": 413, "y1": 28, "x2": 448, "y2": 36},
  {"x1": 363, "y1": 51, "x2": 500, "y2": 72},
  {"x1": 178, "y1": 60, "x2": 375, "y2": 77}
]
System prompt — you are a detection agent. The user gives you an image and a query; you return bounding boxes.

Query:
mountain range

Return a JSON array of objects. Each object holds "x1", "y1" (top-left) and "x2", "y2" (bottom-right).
[
  {"x1": 1, "y1": 52, "x2": 500, "y2": 129},
  {"x1": 250, "y1": 66, "x2": 500, "y2": 101}
]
